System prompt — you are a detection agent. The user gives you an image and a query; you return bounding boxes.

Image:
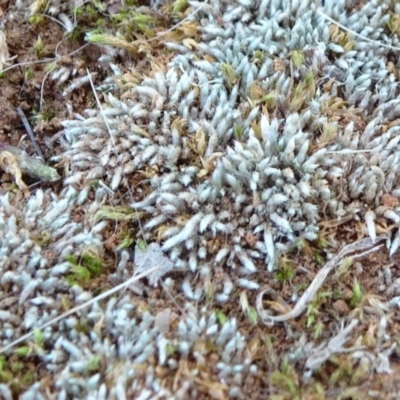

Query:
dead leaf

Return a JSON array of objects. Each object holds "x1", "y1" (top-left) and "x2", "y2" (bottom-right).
[
  {"x1": 134, "y1": 242, "x2": 174, "y2": 286},
  {"x1": 0, "y1": 151, "x2": 29, "y2": 196}
]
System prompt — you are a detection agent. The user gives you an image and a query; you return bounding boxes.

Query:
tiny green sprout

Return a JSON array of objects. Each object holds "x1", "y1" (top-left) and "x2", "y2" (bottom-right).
[
  {"x1": 313, "y1": 321, "x2": 324, "y2": 339},
  {"x1": 215, "y1": 309, "x2": 227, "y2": 325},
  {"x1": 166, "y1": 343, "x2": 177, "y2": 356},
  {"x1": 65, "y1": 251, "x2": 102, "y2": 285},
  {"x1": 291, "y1": 237, "x2": 312, "y2": 256},
  {"x1": 71, "y1": 5, "x2": 83, "y2": 18},
  {"x1": 24, "y1": 68, "x2": 35, "y2": 81},
  {"x1": 116, "y1": 236, "x2": 134, "y2": 251},
  {"x1": 333, "y1": 289, "x2": 342, "y2": 300},
  {"x1": 44, "y1": 61, "x2": 57, "y2": 74},
  {"x1": 335, "y1": 257, "x2": 353, "y2": 280},
  {"x1": 281, "y1": 355, "x2": 289, "y2": 375},
  {"x1": 33, "y1": 328, "x2": 43, "y2": 346},
  {"x1": 253, "y1": 49, "x2": 264, "y2": 62},
  {"x1": 86, "y1": 33, "x2": 139, "y2": 55},
  {"x1": 173, "y1": 0, "x2": 188, "y2": 13},
  {"x1": 291, "y1": 50, "x2": 305, "y2": 68},
  {"x1": 350, "y1": 280, "x2": 362, "y2": 308},
  {"x1": 314, "y1": 253, "x2": 324, "y2": 265},
  {"x1": 270, "y1": 369, "x2": 300, "y2": 397},
  {"x1": 247, "y1": 307, "x2": 258, "y2": 325},
  {"x1": 81, "y1": 253, "x2": 102, "y2": 276},
  {"x1": 14, "y1": 346, "x2": 30, "y2": 357},
  {"x1": 137, "y1": 239, "x2": 147, "y2": 250},
  {"x1": 221, "y1": 62, "x2": 236, "y2": 89},
  {"x1": 320, "y1": 122, "x2": 338, "y2": 144},
  {"x1": 260, "y1": 93, "x2": 276, "y2": 104},
  {"x1": 306, "y1": 306, "x2": 316, "y2": 328},
  {"x1": 304, "y1": 70, "x2": 315, "y2": 87},
  {"x1": 28, "y1": 14, "x2": 45, "y2": 25},
  {"x1": 21, "y1": 370, "x2": 35, "y2": 386},
  {"x1": 33, "y1": 36, "x2": 45, "y2": 58},
  {"x1": 234, "y1": 124, "x2": 243, "y2": 140},
  {"x1": 31, "y1": 107, "x2": 55, "y2": 124},
  {"x1": 290, "y1": 71, "x2": 315, "y2": 112},
  {"x1": 296, "y1": 282, "x2": 307, "y2": 292},
  {"x1": 87, "y1": 357, "x2": 100, "y2": 372},
  {"x1": 11, "y1": 360, "x2": 24, "y2": 373},
  {"x1": 0, "y1": 367, "x2": 12, "y2": 382},
  {"x1": 276, "y1": 256, "x2": 295, "y2": 282},
  {"x1": 0, "y1": 71, "x2": 5, "y2": 79},
  {"x1": 253, "y1": 50, "x2": 265, "y2": 67},
  {"x1": 91, "y1": 0, "x2": 105, "y2": 12},
  {"x1": 240, "y1": 291, "x2": 257, "y2": 324},
  {"x1": 318, "y1": 238, "x2": 328, "y2": 248}
]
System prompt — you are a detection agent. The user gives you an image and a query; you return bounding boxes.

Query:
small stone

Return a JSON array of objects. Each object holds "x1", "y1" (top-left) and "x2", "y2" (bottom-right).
[{"x1": 332, "y1": 299, "x2": 349, "y2": 315}]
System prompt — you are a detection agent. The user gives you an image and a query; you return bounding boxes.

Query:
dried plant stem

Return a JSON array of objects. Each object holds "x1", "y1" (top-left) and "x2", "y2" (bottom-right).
[
  {"x1": 257, "y1": 237, "x2": 386, "y2": 325},
  {"x1": 0, "y1": 143, "x2": 60, "y2": 182}
]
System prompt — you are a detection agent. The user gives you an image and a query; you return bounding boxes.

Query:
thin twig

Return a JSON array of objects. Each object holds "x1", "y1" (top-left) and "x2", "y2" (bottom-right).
[{"x1": 16, "y1": 106, "x2": 45, "y2": 161}]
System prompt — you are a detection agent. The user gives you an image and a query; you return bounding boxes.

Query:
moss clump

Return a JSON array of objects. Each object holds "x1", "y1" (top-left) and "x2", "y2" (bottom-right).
[{"x1": 65, "y1": 251, "x2": 103, "y2": 286}]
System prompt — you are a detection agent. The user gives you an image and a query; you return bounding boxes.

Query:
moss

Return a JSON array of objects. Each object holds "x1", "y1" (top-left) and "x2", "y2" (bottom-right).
[{"x1": 65, "y1": 251, "x2": 103, "y2": 286}]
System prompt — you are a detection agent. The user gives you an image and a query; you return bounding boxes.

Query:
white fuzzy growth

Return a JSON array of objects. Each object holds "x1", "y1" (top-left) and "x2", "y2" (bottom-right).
[
  {"x1": 267, "y1": 194, "x2": 288, "y2": 207},
  {"x1": 199, "y1": 214, "x2": 216, "y2": 233},
  {"x1": 269, "y1": 212, "x2": 292, "y2": 233},
  {"x1": 162, "y1": 213, "x2": 204, "y2": 251},
  {"x1": 390, "y1": 232, "x2": 400, "y2": 257},
  {"x1": 215, "y1": 247, "x2": 231, "y2": 263},
  {"x1": 235, "y1": 248, "x2": 257, "y2": 272},
  {"x1": 182, "y1": 277, "x2": 195, "y2": 300},
  {"x1": 365, "y1": 211, "x2": 376, "y2": 243},
  {"x1": 236, "y1": 279, "x2": 260, "y2": 290},
  {"x1": 384, "y1": 210, "x2": 400, "y2": 225}
]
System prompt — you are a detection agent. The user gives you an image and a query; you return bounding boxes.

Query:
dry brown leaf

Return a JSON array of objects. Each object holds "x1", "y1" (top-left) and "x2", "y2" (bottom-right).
[
  {"x1": 179, "y1": 21, "x2": 198, "y2": 37},
  {"x1": 0, "y1": 151, "x2": 29, "y2": 196},
  {"x1": 182, "y1": 38, "x2": 199, "y2": 49}
]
